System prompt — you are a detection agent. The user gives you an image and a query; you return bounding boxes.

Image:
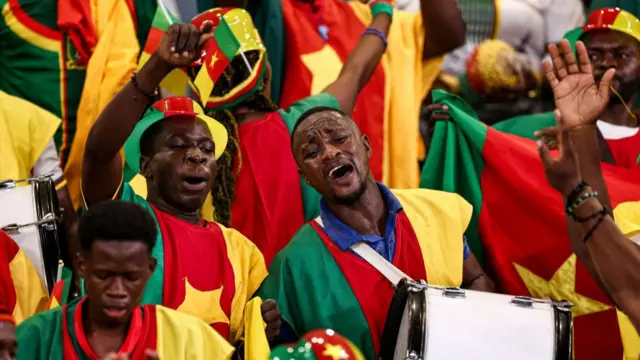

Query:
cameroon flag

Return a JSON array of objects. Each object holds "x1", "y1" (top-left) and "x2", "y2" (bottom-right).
[
  {"x1": 0, "y1": 231, "x2": 49, "y2": 324},
  {"x1": 17, "y1": 298, "x2": 235, "y2": 359},
  {"x1": 420, "y1": 90, "x2": 640, "y2": 359}
]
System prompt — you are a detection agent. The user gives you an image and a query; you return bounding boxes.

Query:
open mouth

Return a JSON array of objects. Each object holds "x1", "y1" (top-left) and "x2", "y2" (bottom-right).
[
  {"x1": 103, "y1": 306, "x2": 127, "y2": 319},
  {"x1": 328, "y1": 163, "x2": 355, "y2": 181},
  {"x1": 182, "y1": 176, "x2": 208, "y2": 191}
]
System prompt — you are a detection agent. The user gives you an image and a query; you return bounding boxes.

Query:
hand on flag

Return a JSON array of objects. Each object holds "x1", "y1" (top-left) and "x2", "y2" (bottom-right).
[
  {"x1": 155, "y1": 23, "x2": 215, "y2": 68},
  {"x1": 537, "y1": 110, "x2": 582, "y2": 197},
  {"x1": 261, "y1": 299, "x2": 282, "y2": 340},
  {"x1": 543, "y1": 39, "x2": 615, "y2": 128}
]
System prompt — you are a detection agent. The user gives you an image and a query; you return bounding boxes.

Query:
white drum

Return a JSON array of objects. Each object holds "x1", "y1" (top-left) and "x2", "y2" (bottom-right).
[
  {"x1": 379, "y1": 280, "x2": 573, "y2": 360},
  {"x1": 0, "y1": 176, "x2": 63, "y2": 293}
]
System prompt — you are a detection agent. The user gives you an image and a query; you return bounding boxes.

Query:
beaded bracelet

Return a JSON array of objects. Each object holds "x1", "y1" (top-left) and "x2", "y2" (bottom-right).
[
  {"x1": 565, "y1": 180, "x2": 588, "y2": 208},
  {"x1": 371, "y1": 2, "x2": 394, "y2": 19},
  {"x1": 131, "y1": 72, "x2": 159, "y2": 103},
  {"x1": 565, "y1": 191, "x2": 598, "y2": 216},
  {"x1": 362, "y1": 28, "x2": 388, "y2": 49}
]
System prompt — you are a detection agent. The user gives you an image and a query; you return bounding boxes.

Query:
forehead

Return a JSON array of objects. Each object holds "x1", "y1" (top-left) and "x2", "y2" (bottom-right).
[
  {"x1": 583, "y1": 30, "x2": 640, "y2": 49},
  {"x1": 88, "y1": 240, "x2": 149, "y2": 263},
  {"x1": 296, "y1": 111, "x2": 354, "y2": 138},
  {"x1": 159, "y1": 116, "x2": 212, "y2": 139}
]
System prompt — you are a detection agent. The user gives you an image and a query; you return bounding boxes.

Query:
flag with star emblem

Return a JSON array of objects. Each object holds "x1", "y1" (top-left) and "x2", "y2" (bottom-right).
[
  {"x1": 193, "y1": 17, "x2": 241, "y2": 105},
  {"x1": 420, "y1": 90, "x2": 640, "y2": 359},
  {"x1": 16, "y1": 298, "x2": 235, "y2": 359},
  {"x1": 0, "y1": 231, "x2": 49, "y2": 325}
]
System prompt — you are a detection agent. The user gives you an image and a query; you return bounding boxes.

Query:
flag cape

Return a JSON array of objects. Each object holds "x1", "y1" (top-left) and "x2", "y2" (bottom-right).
[
  {"x1": 137, "y1": 3, "x2": 188, "y2": 96},
  {"x1": 275, "y1": 0, "x2": 440, "y2": 189},
  {"x1": 0, "y1": 231, "x2": 48, "y2": 324},
  {"x1": 16, "y1": 298, "x2": 235, "y2": 359},
  {"x1": 420, "y1": 89, "x2": 640, "y2": 359},
  {"x1": 258, "y1": 188, "x2": 469, "y2": 359},
  {"x1": 0, "y1": 90, "x2": 61, "y2": 181},
  {"x1": 76, "y1": 182, "x2": 267, "y2": 344},
  {"x1": 0, "y1": 0, "x2": 86, "y2": 169}
]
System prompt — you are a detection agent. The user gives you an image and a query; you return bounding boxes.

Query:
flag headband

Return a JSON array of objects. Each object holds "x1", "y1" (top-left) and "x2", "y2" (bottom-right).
[
  {"x1": 189, "y1": 8, "x2": 267, "y2": 110},
  {"x1": 123, "y1": 97, "x2": 229, "y2": 174}
]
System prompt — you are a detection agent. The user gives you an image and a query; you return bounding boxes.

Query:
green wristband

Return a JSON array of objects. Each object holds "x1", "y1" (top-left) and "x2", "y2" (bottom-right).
[{"x1": 371, "y1": 2, "x2": 394, "y2": 19}]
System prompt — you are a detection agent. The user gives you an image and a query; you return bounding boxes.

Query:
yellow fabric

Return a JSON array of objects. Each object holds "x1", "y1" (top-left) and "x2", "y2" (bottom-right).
[
  {"x1": 220, "y1": 224, "x2": 269, "y2": 343},
  {"x1": 9, "y1": 249, "x2": 49, "y2": 324},
  {"x1": 64, "y1": 0, "x2": 139, "y2": 209},
  {"x1": 617, "y1": 309, "x2": 640, "y2": 360},
  {"x1": 0, "y1": 91, "x2": 61, "y2": 181},
  {"x1": 349, "y1": 4, "x2": 444, "y2": 189},
  {"x1": 129, "y1": 174, "x2": 216, "y2": 221},
  {"x1": 138, "y1": 52, "x2": 188, "y2": 96},
  {"x1": 155, "y1": 305, "x2": 235, "y2": 359},
  {"x1": 244, "y1": 297, "x2": 270, "y2": 360},
  {"x1": 614, "y1": 201, "x2": 640, "y2": 239},
  {"x1": 392, "y1": 189, "x2": 471, "y2": 286},
  {"x1": 176, "y1": 278, "x2": 230, "y2": 325}
]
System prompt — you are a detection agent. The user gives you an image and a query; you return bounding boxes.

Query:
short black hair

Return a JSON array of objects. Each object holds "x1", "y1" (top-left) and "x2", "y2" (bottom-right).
[
  {"x1": 140, "y1": 120, "x2": 166, "y2": 157},
  {"x1": 290, "y1": 106, "x2": 348, "y2": 149},
  {"x1": 78, "y1": 200, "x2": 157, "y2": 255}
]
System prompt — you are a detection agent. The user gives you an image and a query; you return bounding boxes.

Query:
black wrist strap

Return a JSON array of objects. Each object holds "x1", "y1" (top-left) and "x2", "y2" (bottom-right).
[{"x1": 566, "y1": 180, "x2": 588, "y2": 206}]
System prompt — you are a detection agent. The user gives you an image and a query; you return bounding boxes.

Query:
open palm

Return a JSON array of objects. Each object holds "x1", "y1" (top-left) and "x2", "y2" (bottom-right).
[{"x1": 544, "y1": 39, "x2": 615, "y2": 128}]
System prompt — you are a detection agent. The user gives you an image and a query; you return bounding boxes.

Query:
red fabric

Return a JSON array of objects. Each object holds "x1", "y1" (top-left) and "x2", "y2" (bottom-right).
[
  {"x1": 142, "y1": 27, "x2": 164, "y2": 54},
  {"x1": 57, "y1": 0, "x2": 97, "y2": 65},
  {"x1": 0, "y1": 231, "x2": 19, "y2": 319},
  {"x1": 231, "y1": 113, "x2": 305, "y2": 266},
  {"x1": 478, "y1": 128, "x2": 640, "y2": 359},
  {"x1": 279, "y1": 0, "x2": 385, "y2": 181},
  {"x1": 606, "y1": 131, "x2": 640, "y2": 169},
  {"x1": 312, "y1": 211, "x2": 427, "y2": 354},
  {"x1": 585, "y1": 7, "x2": 621, "y2": 28},
  {"x1": 8, "y1": 0, "x2": 62, "y2": 40},
  {"x1": 63, "y1": 299, "x2": 157, "y2": 360},
  {"x1": 152, "y1": 206, "x2": 235, "y2": 338}
]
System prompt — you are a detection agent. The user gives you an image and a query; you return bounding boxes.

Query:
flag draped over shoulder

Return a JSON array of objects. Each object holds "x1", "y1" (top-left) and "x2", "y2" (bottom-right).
[
  {"x1": 138, "y1": 3, "x2": 188, "y2": 96},
  {"x1": 420, "y1": 89, "x2": 640, "y2": 359},
  {"x1": 63, "y1": 0, "x2": 140, "y2": 209},
  {"x1": 0, "y1": 231, "x2": 48, "y2": 324}
]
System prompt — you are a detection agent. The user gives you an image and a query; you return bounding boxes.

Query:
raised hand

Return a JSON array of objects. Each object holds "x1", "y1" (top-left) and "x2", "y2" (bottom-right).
[
  {"x1": 544, "y1": 39, "x2": 615, "y2": 128},
  {"x1": 537, "y1": 109, "x2": 582, "y2": 196},
  {"x1": 155, "y1": 22, "x2": 214, "y2": 68}
]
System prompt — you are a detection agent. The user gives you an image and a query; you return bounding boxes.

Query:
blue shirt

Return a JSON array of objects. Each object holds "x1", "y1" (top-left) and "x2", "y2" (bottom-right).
[{"x1": 319, "y1": 182, "x2": 471, "y2": 262}]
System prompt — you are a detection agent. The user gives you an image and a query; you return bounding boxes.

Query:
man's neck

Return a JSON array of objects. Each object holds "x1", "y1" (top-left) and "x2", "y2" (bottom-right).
[
  {"x1": 84, "y1": 302, "x2": 129, "y2": 358},
  {"x1": 326, "y1": 180, "x2": 388, "y2": 236},
  {"x1": 147, "y1": 191, "x2": 201, "y2": 225},
  {"x1": 600, "y1": 100, "x2": 639, "y2": 128}
]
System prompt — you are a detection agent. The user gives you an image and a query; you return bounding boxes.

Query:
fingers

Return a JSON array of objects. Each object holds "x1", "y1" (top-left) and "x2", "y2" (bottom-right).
[
  {"x1": 537, "y1": 139, "x2": 554, "y2": 168},
  {"x1": 559, "y1": 39, "x2": 579, "y2": 74},
  {"x1": 543, "y1": 60, "x2": 559, "y2": 88},
  {"x1": 575, "y1": 41, "x2": 593, "y2": 75},
  {"x1": 547, "y1": 43, "x2": 568, "y2": 80},
  {"x1": 198, "y1": 21, "x2": 215, "y2": 48},
  {"x1": 200, "y1": 20, "x2": 214, "y2": 34},
  {"x1": 599, "y1": 67, "x2": 616, "y2": 100},
  {"x1": 261, "y1": 299, "x2": 282, "y2": 339},
  {"x1": 425, "y1": 104, "x2": 451, "y2": 123},
  {"x1": 534, "y1": 126, "x2": 559, "y2": 150},
  {"x1": 184, "y1": 28, "x2": 201, "y2": 58},
  {"x1": 261, "y1": 299, "x2": 277, "y2": 313}
]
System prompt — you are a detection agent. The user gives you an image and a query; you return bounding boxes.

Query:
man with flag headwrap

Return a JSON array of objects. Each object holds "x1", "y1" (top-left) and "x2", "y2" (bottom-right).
[
  {"x1": 492, "y1": 7, "x2": 640, "y2": 168},
  {"x1": 79, "y1": 21, "x2": 281, "y2": 353}
]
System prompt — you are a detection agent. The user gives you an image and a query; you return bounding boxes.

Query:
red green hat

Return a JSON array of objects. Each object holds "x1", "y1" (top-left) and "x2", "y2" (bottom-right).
[
  {"x1": 564, "y1": 8, "x2": 640, "y2": 52},
  {"x1": 188, "y1": 8, "x2": 267, "y2": 110},
  {"x1": 123, "y1": 97, "x2": 228, "y2": 174},
  {"x1": 269, "y1": 329, "x2": 365, "y2": 360}
]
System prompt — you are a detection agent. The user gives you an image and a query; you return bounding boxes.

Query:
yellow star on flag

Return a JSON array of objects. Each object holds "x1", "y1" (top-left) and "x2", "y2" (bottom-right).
[
  {"x1": 301, "y1": 45, "x2": 343, "y2": 95},
  {"x1": 209, "y1": 51, "x2": 219, "y2": 70},
  {"x1": 176, "y1": 277, "x2": 230, "y2": 325},
  {"x1": 514, "y1": 254, "x2": 610, "y2": 317},
  {"x1": 323, "y1": 344, "x2": 346, "y2": 360}
]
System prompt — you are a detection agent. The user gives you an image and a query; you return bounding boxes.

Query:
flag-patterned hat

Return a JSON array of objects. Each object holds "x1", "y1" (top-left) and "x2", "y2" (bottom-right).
[
  {"x1": 189, "y1": 8, "x2": 267, "y2": 110},
  {"x1": 123, "y1": 97, "x2": 228, "y2": 174},
  {"x1": 269, "y1": 329, "x2": 365, "y2": 360},
  {"x1": 564, "y1": 8, "x2": 640, "y2": 52}
]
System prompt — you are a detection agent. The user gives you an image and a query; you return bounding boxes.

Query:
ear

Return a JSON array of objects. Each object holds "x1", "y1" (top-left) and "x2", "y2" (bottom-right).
[
  {"x1": 362, "y1": 134, "x2": 372, "y2": 159},
  {"x1": 140, "y1": 156, "x2": 153, "y2": 178},
  {"x1": 148, "y1": 257, "x2": 157, "y2": 275},
  {"x1": 74, "y1": 251, "x2": 86, "y2": 279}
]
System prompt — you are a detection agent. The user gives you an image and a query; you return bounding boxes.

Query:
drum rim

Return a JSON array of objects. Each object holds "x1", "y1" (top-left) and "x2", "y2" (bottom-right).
[{"x1": 33, "y1": 178, "x2": 62, "y2": 294}]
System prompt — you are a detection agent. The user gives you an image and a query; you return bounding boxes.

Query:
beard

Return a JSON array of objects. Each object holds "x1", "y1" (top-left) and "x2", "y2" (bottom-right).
[{"x1": 329, "y1": 175, "x2": 368, "y2": 206}]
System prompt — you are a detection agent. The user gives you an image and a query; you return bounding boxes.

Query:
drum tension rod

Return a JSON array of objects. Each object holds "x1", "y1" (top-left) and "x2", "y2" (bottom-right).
[{"x1": 1, "y1": 213, "x2": 59, "y2": 232}]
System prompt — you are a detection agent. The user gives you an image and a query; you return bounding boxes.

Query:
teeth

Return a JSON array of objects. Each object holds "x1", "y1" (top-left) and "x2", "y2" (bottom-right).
[{"x1": 329, "y1": 165, "x2": 343, "y2": 178}]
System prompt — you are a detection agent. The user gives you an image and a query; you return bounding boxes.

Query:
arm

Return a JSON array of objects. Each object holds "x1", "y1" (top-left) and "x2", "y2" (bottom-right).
[
  {"x1": 322, "y1": 10, "x2": 391, "y2": 114},
  {"x1": 421, "y1": 0, "x2": 465, "y2": 59},
  {"x1": 81, "y1": 24, "x2": 212, "y2": 206},
  {"x1": 462, "y1": 252, "x2": 496, "y2": 292}
]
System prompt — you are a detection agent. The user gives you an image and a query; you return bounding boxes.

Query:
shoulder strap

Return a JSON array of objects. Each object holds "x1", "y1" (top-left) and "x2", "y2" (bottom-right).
[{"x1": 313, "y1": 217, "x2": 412, "y2": 287}]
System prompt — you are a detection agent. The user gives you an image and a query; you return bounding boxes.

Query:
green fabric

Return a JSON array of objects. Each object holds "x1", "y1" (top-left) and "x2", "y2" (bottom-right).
[
  {"x1": 151, "y1": 2, "x2": 180, "y2": 31},
  {"x1": 0, "y1": 0, "x2": 86, "y2": 162},
  {"x1": 492, "y1": 112, "x2": 557, "y2": 140},
  {"x1": 133, "y1": 0, "x2": 160, "y2": 51},
  {"x1": 123, "y1": 108, "x2": 166, "y2": 174},
  {"x1": 257, "y1": 224, "x2": 375, "y2": 360},
  {"x1": 118, "y1": 183, "x2": 164, "y2": 305},
  {"x1": 16, "y1": 305, "x2": 65, "y2": 359},
  {"x1": 419, "y1": 89, "x2": 488, "y2": 264},
  {"x1": 278, "y1": 92, "x2": 341, "y2": 221},
  {"x1": 214, "y1": 18, "x2": 241, "y2": 59}
]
